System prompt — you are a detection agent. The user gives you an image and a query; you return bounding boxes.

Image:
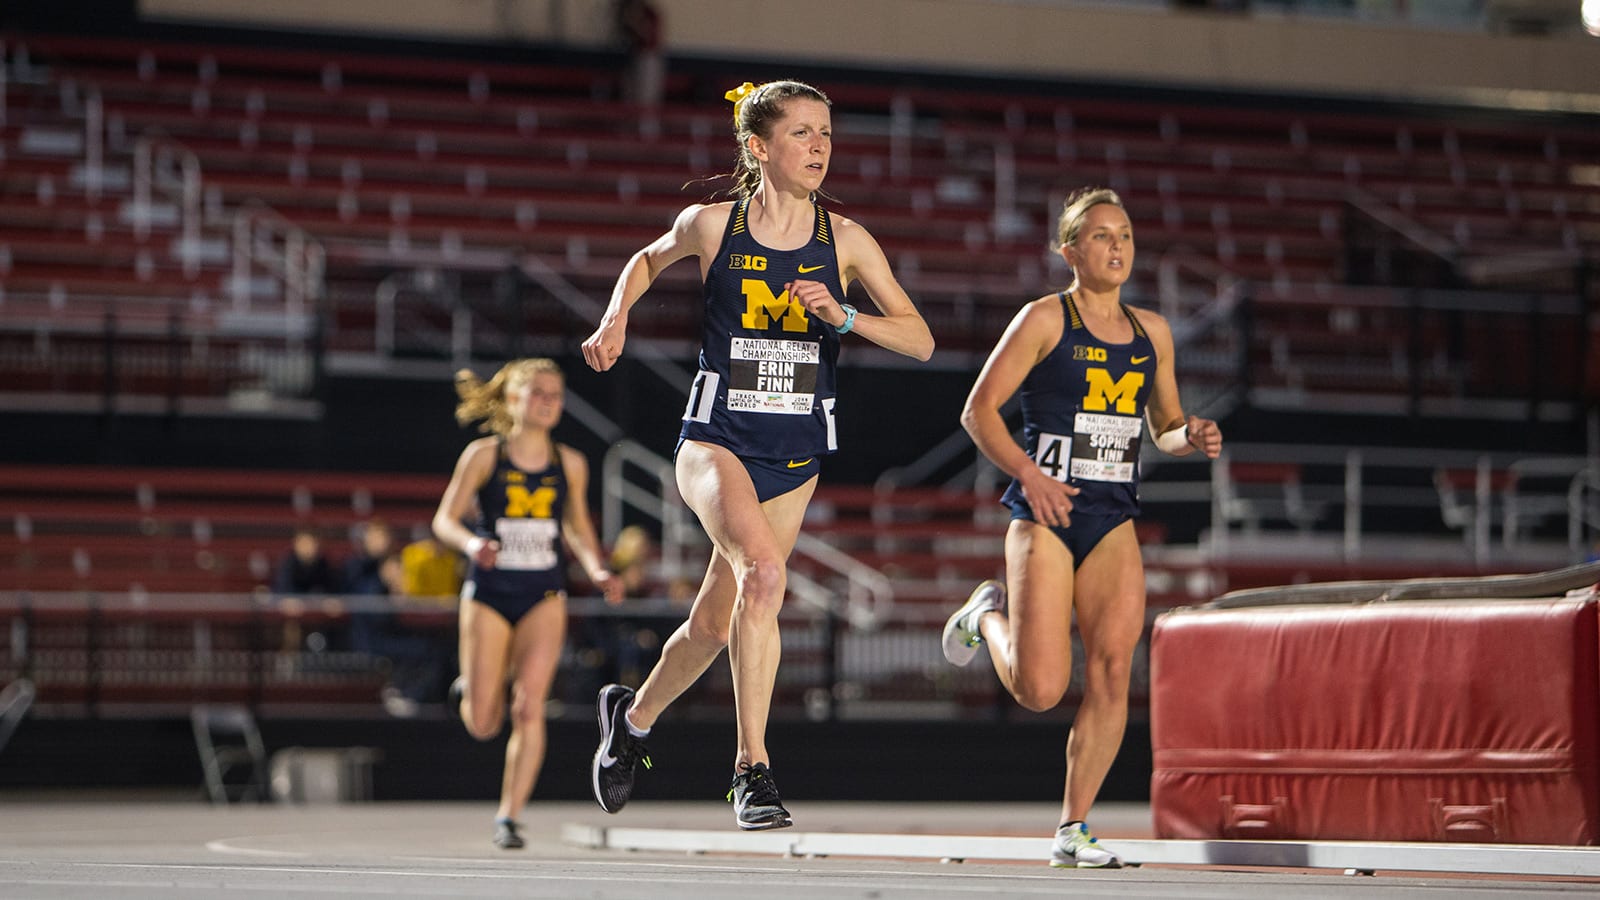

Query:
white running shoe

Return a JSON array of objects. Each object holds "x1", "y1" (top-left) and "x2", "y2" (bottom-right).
[
  {"x1": 940, "y1": 579, "x2": 1005, "y2": 667},
  {"x1": 1049, "y1": 821, "x2": 1123, "y2": 869}
]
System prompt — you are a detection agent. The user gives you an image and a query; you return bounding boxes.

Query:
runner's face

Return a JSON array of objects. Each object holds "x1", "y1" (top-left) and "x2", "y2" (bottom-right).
[
  {"x1": 507, "y1": 372, "x2": 563, "y2": 429},
  {"x1": 1064, "y1": 204, "x2": 1134, "y2": 290},
  {"x1": 755, "y1": 98, "x2": 831, "y2": 194}
]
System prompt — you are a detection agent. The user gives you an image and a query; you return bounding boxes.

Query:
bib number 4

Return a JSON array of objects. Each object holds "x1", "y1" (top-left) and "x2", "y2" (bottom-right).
[{"x1": 1034, "y1": 432, "x2": 1072, "y2": 482}]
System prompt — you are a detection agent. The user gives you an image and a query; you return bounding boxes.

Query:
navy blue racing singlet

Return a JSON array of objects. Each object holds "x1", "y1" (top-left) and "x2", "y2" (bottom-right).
[
  {"x1": 467, "y1": 439, "x2": 567, "y2": 604},
  {"x1": 679, "y1": 197, "x2": 844, "y2": 460},
  {"x1": 1000, "y1": 292, "x2": 1158, "y2": 518}
]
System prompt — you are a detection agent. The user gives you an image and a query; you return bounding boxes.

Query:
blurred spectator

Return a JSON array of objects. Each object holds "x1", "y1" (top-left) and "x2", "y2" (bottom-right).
[
  {"x1": 400, "y1": 534, "x2": 466, "y2": 597},
  {"x1": 608, "y1": 524, "x2": 655, "y2": 594},
  {"x1": 271, "y1": 528, "x2": 340, "y2": 594},
  {"x1": 343, "y1": 521, "x2": 444, "y2": 717},
  {"x1": 380, "y1": 553, "x2": 407, "y2": 595},
  {"x1": 343, "y1": 519, "x2": 395, "y2": 595}
]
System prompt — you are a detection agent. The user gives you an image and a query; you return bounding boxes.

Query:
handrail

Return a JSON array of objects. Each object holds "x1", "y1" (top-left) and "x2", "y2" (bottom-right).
[
  {"x1": 1197, "y1": 443, "x2": 1596, "y2": 565},
  {"x1": 792, "y1": 532, "x2": 895, "y2": 629},
  {"x1": 1567, "y1": 465, "x2": 1600, "y2": 557},
  {"x1": 1461, "y1": 249, "x2": 1585, "y2": 286},
  {"x1": 83, "y1": 89, "x2": 103, "y2": 202},
  {"x1": 1345, "y1": 187, "x2": 1458, "y2": 262},
  {"x1": 600, "y1": 439, "x2": 695, "y2": 583},
  {"x1": 1157, "y1": 247, "x2": 1242, "y2": 339},
  {"x1": 230, "y1": 200, "x2": 326, "y2": 326},
  {"x1": 373, "y1": 268, "x2": 458, "y2": 360},
  {"x1": 131, "y1": 133, "x2": 202, "y2": 274}
]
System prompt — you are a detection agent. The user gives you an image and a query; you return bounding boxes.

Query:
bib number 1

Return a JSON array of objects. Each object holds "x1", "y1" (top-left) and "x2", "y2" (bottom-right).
[{"x1": 684, "y1": 370, "x2": 718, "y2": 423}]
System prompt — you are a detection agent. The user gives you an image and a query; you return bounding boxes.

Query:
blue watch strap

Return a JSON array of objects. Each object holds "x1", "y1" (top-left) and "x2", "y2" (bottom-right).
[{"x1": 836, "y1": 303, "x2": 857, "y2": 335}]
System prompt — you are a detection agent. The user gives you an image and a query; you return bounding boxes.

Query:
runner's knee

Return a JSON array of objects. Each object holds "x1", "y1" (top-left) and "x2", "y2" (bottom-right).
[
  {"x1": 1012, "y1": 670, "x2": 1069, "y2": 712},
  {"x1": 463, "y1": 700, "x2": 503, "y2": 740},
  {"x1": 735, "y1": 556, "x2": 786, "y2": 615},
  {"x1": 508, "y1": 690, "x2": 546, "y2": 729},
  {"x1": 1081, "y1": 651, "x2": 1133, "y2": 700}
]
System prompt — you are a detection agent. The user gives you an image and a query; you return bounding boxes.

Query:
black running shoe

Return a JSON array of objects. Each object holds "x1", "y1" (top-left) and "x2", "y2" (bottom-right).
[
  {"x1": 591, "y1": 683, "x2": 651, "y2": 814},
  {"x1": 726, "y1": 762, "x2": 792, "y2": 831},
  {"x1": 493, "y1": 818, "x2": 524, "y2": 850}
]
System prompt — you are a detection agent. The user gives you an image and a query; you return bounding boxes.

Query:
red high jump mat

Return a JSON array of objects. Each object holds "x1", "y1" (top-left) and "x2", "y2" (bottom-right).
[{"x1": 1150, "y1": 596, "x2": 1599, "y2": 845}]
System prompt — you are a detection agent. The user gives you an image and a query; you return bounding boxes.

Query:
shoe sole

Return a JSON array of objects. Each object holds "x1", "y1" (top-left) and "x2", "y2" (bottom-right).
[
  {"x1": 1049, "y1": 853, "x2": 1122, "y2": 869},
  {"x1": 591, "y1": 684, "x2": 631, "y2": 814},
  {"x1": 738, "y1": 815, "x2": 794, "y2": 832},
  {"x1": 941, "y1": 580, "x2": 1003, "y2": 667}
]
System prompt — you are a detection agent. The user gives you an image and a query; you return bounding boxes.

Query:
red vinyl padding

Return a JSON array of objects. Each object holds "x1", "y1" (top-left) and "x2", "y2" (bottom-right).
[{"x1": 1150, "y1": 598, "x2": 1599, "y2": 845}]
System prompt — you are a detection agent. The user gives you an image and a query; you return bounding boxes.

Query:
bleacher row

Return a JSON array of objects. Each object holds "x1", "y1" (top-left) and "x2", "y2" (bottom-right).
[
  {"x1": 0, "y1": 464, "x2": 445, "y2": 593},
  {"x1": 0, "y1": 460, "x2": 1212, "y2": 715},
  {"x1": 3, "y1": 456, "x2": 1561, "y2": 717},
  {"x1": 2, "y1": 33, "x2": 1597, "y2": 409}
]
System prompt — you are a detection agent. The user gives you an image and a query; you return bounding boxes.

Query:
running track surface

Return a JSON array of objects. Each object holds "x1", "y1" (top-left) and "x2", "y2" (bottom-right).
[{"x1": 1, "y1": 796, "x2": 1595, "y2": 899}]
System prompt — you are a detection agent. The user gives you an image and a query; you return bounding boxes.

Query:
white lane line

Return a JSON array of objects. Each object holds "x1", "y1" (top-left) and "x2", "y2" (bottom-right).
[
  {"x1": 1, "y1": 858, "x2": 1097, "y2": 890},
  {"x1": 205, "y1": 838, "x2": 310, "y2": 858}
]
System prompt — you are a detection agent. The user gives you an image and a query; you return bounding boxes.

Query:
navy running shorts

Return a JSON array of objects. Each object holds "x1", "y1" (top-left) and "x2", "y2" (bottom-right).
[
  {"x1": 1005, "y1": 499, "x2": 1130, "y2": 571},
  {"x1": 676, "y1": 439, "x2": 820, "y2": 502}
]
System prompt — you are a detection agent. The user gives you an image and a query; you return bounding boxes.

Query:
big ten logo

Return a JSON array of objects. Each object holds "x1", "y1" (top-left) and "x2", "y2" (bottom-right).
[
  {"x1": 1072, "y1": 345, "x2": 1108, "y2": 363},
  {"x1": 728, "y1": 254, "x2": 768, "y2": 271},
  {"x1": 1082, "y1": 368, "x2": 1144, "y2": 414},
  {"x1": 740, "y1": 278, "x2": 809, "y2": 332},
  {"x1": 504, "y1": 484, "x2": 557, "y2": 518}
]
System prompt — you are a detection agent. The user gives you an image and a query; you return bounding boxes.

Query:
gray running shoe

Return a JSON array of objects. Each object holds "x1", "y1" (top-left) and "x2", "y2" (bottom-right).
[
  {"x1": 492, "y1": 818, "x2": 524, "y2": 850},
  {"x1": 591, "y1": 684, "x2": 651, "y2": 814},
  {"x1": 726, "y1": 762, "x2": 792, "y2": 831},
  {"x1": 941, "y1": 579, "x2": 1005, "y2": 667},
  {"x1": 1049, "y1": 821, "x2": 1122, "y2": 869}
]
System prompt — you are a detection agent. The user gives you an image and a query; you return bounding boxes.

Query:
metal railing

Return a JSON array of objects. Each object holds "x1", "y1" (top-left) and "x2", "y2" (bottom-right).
[
  {"x1": 1184, "y1": 443, "x2": 1597, "y2": 567},
  {"x1": 229, "y1": 201, "x2": 326, "y2": 323},
  {"x1": 131, "y1": 134, "x2": 202, "y2": 275}
]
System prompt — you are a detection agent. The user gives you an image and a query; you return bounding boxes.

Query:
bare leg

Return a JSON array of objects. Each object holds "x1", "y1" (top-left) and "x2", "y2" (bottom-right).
[
  {"x1": 457, "y1": 597, "x2": 514, "y2": 739},
  {"x1": 976, "y1": 520, "x2": 1075, "y2": 711},
  {"x1": 647, "y1": 440, "x2": 813, "y2": 769},
  {"x1": 1059, "y1": 522, "x2": 1144, "y2": 824},
  {"x1": 497, "y1": 595, "x2": 567, "y2": 822},
  {"x1": 628, "y1": 553, "x2": 736, "y2": 728}
]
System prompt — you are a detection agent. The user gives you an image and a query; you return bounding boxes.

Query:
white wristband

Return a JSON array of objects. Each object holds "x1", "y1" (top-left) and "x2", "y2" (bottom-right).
[
  {"x1": 465, "y1": 537, "x2": 486, "y2": 557},
  {"x1": 1155, "y1": 424, "x2": 1190, "y2": 454}
]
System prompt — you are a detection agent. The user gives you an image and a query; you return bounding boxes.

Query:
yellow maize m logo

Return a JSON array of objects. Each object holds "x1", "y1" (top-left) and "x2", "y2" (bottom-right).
[
  {"x1": 1082, "y1": 368, "x2": 1144, "y2": 414},
  {"x1": 740, "y1": 279, "x2": 809, "y2": 333},
  {"x1": 504, "y1": 485, "x2": 556, "y2": 518}
]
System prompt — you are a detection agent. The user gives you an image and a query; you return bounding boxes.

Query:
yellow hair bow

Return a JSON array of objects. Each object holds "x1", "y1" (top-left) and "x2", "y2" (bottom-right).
[{"x1": 725, "y1": 81, "x2": 758, "y2": 123}]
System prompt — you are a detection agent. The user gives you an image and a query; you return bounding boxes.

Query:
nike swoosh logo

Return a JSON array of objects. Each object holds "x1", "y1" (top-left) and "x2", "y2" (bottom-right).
[
  {"x1": 1131, "y1": 355, "x2": 1150, "y2": 364},
  {"x1": 599, "y1": 750, "x2": 618, "y2": 767},
  {"x1": 786, "y1": 458, "x2": 814, "y2": 468},
  {"x1": 797, "y1": 264, "x2": 826, "y2": 274}
]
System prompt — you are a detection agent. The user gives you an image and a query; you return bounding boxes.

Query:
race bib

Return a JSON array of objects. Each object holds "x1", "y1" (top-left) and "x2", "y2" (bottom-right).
[
  {"x1": 494, "y1": 517, "x2": 559, "y2": 570},
  {"x1": 1069, "y1": 413, "x2": 1142, "y2": 482},
  {"x1": 726, "y1": 337, "x2": 818, "y2": 415}
]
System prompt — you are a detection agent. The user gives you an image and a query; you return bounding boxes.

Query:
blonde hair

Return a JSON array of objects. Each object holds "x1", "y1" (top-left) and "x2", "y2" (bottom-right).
[
  {"x1": 1055, "y1": 186, "x2": 1125, "y2": 249},
  {"x1": 454, "y1": 358, "x2": 563, "y2": 435},
  {"x1": 723, "y1": 80, "x2": 832, "y2": 200}
]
